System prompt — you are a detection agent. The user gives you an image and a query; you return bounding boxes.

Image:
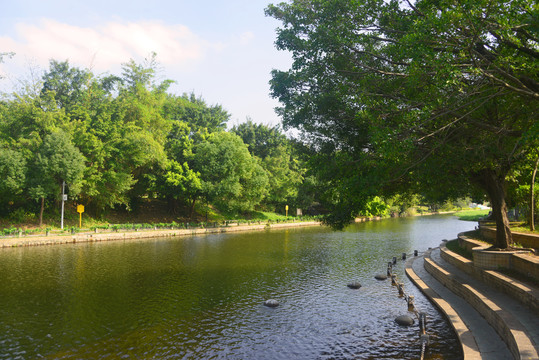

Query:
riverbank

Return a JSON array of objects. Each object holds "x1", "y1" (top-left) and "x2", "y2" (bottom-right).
[{"x1": 0, "y1": 221, "x2": 322, "y2": 248}]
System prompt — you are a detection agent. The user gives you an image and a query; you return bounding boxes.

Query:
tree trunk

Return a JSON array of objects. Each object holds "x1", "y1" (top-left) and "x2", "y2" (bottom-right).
[
  {"x1": 189, "y1": 198, "x2": 197, "y2": 220},
  {"x1": 530, "y1": 154, "x2": 539, "y2": 231},
  {"x1": 474, "y1": 169, "x2": 513, "y2": 249},
  {"x1": 39, "y1": 197, "x2": 44, "y2": 226},
  {"x1": 166, "y1": 196, "x2": 178, "y2": 215}
]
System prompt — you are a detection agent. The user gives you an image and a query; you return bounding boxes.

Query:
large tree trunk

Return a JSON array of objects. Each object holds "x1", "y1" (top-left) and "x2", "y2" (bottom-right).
[
  {"x1": 530, "y1": 155, "x2": 539, "y2": 231},
  {"x1": 474, "y1": 169, "x2": 513, "y2": 249}
]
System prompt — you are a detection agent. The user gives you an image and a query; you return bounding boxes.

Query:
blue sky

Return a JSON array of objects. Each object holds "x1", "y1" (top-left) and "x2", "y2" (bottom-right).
[{"x1": 0, "y1": 0, "x2": 292, "y2": 127}]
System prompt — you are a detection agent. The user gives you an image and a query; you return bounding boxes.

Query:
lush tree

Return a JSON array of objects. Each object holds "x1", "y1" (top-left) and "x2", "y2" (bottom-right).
[
  {"x1": 232, "y1": 119, "x2": 287, "y2": 159},
  {"x1": 507, "y1": 147, "x2": 539, "y2": 229},
  {"x1": 30, "y1": 130, "x2": 85, "y2": 224},
  {"x1": 232, "y1": 120, "x2": 304, "y2": 210},
  {"x1": 41, "y1": 60, "x2": 91, "y2": 113},
  {"x1": 154, "y1": 160, "x2": 202, "y2": 216},
  {"x1": 267, "y1": 0, "x2": 539, "y2": 248},
  {"x1": 1, "y1": 54, "x2": 327, "y2": 223},
  {"x1": 192, "y1": 131, "x2": 269, "y2": 214},
  {"x1": 61, "y1": 72, "x2": 143, "y2": 214},
  {"x1": 163, "y1": 93, "x2": 229, "y2": 133},
  {"x1": 159, "y1": 119, "x2": 203, "y2": 215},
  {"x1": 0, "y1": 146, "x2": 26, "y2": 214}
]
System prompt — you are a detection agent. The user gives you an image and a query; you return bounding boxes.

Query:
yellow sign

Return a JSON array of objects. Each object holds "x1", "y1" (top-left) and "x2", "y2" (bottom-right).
[
  {"x1": 285, "y1": 205, "x2": 289, "y2": 217},
  {"x1": 77, "y1": 205, "x2": 84, "y2": 228}
]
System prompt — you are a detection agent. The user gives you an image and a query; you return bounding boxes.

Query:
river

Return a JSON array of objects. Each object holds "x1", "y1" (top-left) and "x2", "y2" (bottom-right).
[{"x1": 0, "y1": 215, "x2": 475, "y2": 359}]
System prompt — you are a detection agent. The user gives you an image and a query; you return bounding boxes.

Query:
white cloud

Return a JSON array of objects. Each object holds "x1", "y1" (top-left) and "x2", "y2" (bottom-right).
[
  {"x1": 0, "y1": 19, "x2": 221, "y2": 72},
  {"x1": 239, "y1": 31, "x2": 255, "y2": 46}
]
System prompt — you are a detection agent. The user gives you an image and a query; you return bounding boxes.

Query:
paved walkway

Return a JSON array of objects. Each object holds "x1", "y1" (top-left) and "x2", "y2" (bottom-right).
[{"x1": 407, "y1": 245, "x2": 539, "y2": 360}]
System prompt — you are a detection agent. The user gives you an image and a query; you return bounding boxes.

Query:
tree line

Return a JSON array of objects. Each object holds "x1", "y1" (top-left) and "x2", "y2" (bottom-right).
[
  {"x1": 0, "y1": 56, "x2": 311, "y2": 224},
  {"x1": 3, "y1": 0, "x2": 537, "y2": 244},
  {"x1": 0, "y1": 53, "x2": 480, "y2": 228}
]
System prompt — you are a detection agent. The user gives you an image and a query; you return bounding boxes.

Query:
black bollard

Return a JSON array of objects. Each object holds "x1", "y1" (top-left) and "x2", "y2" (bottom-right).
[
  {"x1": 407, "y1": 295, "x2": 415, "y2": 310},
  {"x1": 419, "y1": 312, "x2": 427, "y2": 334},
  {"x1": 414, "y1": 250, "x2": 418, "y2": 257},
  {"x1": 392, "y1": 256, "x2": 397, "y2": 265},
  {"x1": 402, "y1": 252, "x2": 407, "y2": 260}
]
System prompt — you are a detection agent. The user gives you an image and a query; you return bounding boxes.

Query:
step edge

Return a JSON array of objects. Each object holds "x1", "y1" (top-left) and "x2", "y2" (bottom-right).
[{"x1": 425, "y1": 253, "x2": 538, "y2": 360}]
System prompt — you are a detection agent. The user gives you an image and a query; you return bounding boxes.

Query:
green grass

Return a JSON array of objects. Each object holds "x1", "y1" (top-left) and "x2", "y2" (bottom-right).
[
  {"x1": 507, "y1": 225, "x2": 539, "y2": 235},
  {"x1": 0, "y1": 210, "x2": 319, "y2": 237},
  {"x1": 248, "y1": 211, "x2": 290, "y2": 221},
  {"x1": 455, "y1": 209, "x2": 490, "y2": 221}
]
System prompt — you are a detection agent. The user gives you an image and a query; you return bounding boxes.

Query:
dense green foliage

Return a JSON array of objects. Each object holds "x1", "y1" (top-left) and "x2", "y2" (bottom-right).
[
  {"x1": 266, "y1": 0, "x2": 538, "y2": 247},
  {"x1": 232, "y1": 120, "x2": 304, "y2": 209},
  {"x1": 0, "y1": 57, "x2": 309, "y2": 222},
  {"x1": 3, "y1": 0, "x2": 536, "y2": 232}
]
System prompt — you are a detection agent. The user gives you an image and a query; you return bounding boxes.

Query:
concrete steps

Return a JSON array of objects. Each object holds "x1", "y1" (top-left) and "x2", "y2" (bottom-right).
[
  {"x1": 407, "y1": 252, "x2": 508, "y2": 359},
  {"x1": 408, "y1": 243, "x2": 539, "y2": 360}
]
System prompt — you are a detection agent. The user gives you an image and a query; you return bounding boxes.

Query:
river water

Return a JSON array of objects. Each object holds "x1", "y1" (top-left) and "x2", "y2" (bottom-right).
[{"x1": 0, "y1": 215, "x2": 475, "y2": 359}]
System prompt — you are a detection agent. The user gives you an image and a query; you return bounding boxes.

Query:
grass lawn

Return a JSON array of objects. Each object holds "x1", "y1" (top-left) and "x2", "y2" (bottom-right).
[
  {"x1": 455, "y1": 209, "x2": 490, "y2": 221},
  {"x1": 507, "y1": 224, "x2": 539, "y2": 235}
]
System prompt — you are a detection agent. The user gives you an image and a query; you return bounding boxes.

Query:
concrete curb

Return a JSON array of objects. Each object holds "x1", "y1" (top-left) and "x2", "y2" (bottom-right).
[
  {"x1": 424, "y1": 251, "x2": 539, "y2": 359},
  {"x1": 405, "y1": 253, "x2": 481, "y2": 360},
  {"x1": 0, "y1": 221, "x2": 322, "y2": 248},
  {"x1": 440, "y1": 244, "x2": 539, "y2": 315}
]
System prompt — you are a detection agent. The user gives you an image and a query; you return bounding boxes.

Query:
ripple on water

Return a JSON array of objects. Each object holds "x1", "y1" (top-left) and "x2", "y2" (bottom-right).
[{"x1": 0, "y1": 217, "x2": 472, "y2": 359}]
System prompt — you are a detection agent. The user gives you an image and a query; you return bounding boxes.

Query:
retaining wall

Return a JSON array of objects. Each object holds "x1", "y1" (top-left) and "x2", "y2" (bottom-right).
[
  {"x1": 458, "y1": 233, "x2": 538, "y2": 284},
  {"x1": 0, "y1": 221, "x2": 322, "y2": 248},
  {"x1": 441, "y1": 244, "x2": 539, "y2": 315},
  {"x1": 479, "y1": 226, "x2": 539, "y2": 251}
]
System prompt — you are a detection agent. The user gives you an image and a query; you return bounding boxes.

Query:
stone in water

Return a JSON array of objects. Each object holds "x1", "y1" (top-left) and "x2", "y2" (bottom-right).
[
  {"x1": 395, "y1": 315, "x2": 414, "y2": 326},
  {"x1": 264, "y1": 299, "x2": 279, "y2": 307}
]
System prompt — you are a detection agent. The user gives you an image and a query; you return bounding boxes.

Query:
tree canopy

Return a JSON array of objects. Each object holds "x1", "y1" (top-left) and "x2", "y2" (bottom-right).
[
  {"x1": 266, "y1": 0, "x2": 539, "y2": 247},
  {"x1": 0, "y1": 57, "x2": 309, "y2": 222},
  {"x1": 193, "y1": 131, "x2": 269, "y2": 213}
]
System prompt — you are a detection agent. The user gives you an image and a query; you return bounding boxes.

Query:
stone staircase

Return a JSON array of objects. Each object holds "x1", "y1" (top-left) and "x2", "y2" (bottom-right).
[{"x1": 406, "y1": 242, "x2": 539, "y2": 360}]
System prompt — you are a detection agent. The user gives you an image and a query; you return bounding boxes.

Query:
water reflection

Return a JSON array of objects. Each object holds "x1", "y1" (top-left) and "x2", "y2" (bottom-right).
[{"x1": 0, "y1": 215, "x2": 474, "y2": 359}]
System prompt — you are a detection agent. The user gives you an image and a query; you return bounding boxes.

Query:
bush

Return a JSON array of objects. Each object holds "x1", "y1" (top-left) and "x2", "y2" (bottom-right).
[{"x1": 8, "y1": 208, "x2": 36, "y2": 223}]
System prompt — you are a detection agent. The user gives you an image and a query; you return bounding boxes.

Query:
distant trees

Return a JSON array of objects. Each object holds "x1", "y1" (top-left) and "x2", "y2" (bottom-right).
[
  {"x1": 232, "y1": 120, "x2": 304, "y2": 210},
  {"x1": 31, "y1": 130, "x2": 85, "y2": 225},
  {"x1": 0, "y1": 57, "x2": 309, "y2": 223},
  {"x1": 193, "y1": 131, "x2": 269, "y2": 213},
  {"x1": 0, "y1": 147, "x2": 26, "y2": 210}
]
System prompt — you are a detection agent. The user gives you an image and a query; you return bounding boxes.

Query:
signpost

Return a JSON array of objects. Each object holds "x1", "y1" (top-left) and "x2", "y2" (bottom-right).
[
  {"x1": 77, "y1": 204, "x2": 84, "y2": 228},
  {"x1": 61, "y1": 181, "x2": 66, "y2": 229},
  {"x1": 285, "y1": 205, "x2": 289, "y2": 217}
]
